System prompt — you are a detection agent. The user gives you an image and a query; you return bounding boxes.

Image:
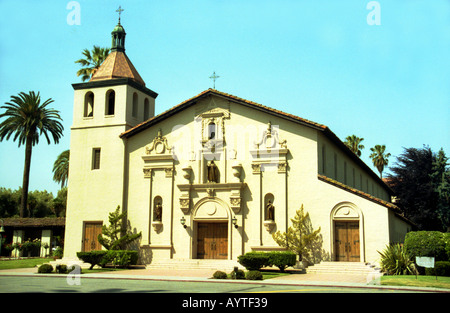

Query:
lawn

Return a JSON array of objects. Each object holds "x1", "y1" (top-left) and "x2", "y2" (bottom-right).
[
  {"x1": 380, "y1": 275, "x2": 450, "y2": 290},
  {"x1": 0, "y1": 258, "x2": 126, "y2": 273},
  {"x1": 0, "y1": 258, "x2": 51, "y2": 270},
  {"x1": 261, "y1": 271, "x2": 291, "y2": 280}
]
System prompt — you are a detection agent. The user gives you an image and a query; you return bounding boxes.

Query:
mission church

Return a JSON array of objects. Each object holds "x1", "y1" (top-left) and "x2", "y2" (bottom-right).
[{"x1": 63, "y1": 18, "x2": 413, "y2": 268}]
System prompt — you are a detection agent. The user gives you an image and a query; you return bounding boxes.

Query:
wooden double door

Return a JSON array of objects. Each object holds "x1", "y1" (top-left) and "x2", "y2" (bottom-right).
[
  {"x1": 334, "y1": 221, "x2": 360, "y2": 262},
  {"x1": 197, "y1": 222, "x2": 228, "y2": 259}
]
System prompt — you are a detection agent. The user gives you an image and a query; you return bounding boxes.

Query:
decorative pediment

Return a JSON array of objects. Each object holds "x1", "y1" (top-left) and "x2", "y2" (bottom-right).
[
  {"x1": 142, "y1": 129, "x2": 174, "y2": 177},
  {"x1": 145, "y1": 129, "x2": 172, "y2": 155},
  {"x1": 251, "y1": 121, "x2": 289, "y2": 173},
  {"x1": 254, "y1": 121, "x2": 287, "y2": 151}
]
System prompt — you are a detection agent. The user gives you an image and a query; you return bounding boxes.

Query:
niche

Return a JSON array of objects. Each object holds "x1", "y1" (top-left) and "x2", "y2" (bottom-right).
[
  {"x1": 264, "y1": 193, "x2": 276, "y2": 233},
  {"x1": 152, "y1": 196, "x2": 163, "y2": 232}
]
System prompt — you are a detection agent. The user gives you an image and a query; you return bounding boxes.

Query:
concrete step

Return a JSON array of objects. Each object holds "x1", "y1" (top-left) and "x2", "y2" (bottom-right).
[
  {"x1": 49, "y1": 258, "x2": 92, "y2": 269},
  {"x1": 306, "y1": 262, "x2": 382, "y2": 275},
  {"x1": 146, "y1": 259, "x2": 244, "y2": 272}
]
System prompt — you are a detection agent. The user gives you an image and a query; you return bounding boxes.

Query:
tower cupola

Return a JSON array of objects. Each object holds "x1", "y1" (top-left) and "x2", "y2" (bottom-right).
[{"x1": 111, "y1": 22, "x2": 126, "y2": 52}]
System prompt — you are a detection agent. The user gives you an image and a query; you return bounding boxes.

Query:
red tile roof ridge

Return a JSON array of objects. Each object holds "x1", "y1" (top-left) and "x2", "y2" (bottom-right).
[{"x1": 120, "y1": 88, "x2": 327, "y2": 138}]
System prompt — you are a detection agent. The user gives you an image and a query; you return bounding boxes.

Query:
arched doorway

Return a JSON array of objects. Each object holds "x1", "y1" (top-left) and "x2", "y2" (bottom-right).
[
  {"x1": 330, "y1": 202, "x2": 364, "y2": 262},
  {"x1": 192, "y1": 197, "x2": 231, "y2": 260}
]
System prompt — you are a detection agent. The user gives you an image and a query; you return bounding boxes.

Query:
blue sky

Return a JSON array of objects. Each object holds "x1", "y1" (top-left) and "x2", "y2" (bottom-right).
[{"x1": 0, "y1": 0, "x2": 449, "y2": 196}]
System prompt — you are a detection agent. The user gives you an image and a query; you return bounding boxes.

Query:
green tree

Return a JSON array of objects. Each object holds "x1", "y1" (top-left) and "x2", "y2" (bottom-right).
[
  {"x1": 27, "y1": 190, "x2": 54, "y2": 217},
  {"x1": 52, "y1": 187, "x2": 67, "y2": 217},
  {"x1": 388, "y1": 146, "x2": 450, "y2": 231},
  {"x1": 431, "y1": 148, "x2": 450, "y2": 230},
  {"x1": 0, "y1": 91, "x2": 64, "y2": 217},
  {"x1": 75, "y1": 45, "x2": 110, "y2": 81},
  {"x1": 0, "y1": 188, "x2": 20, "y2": 217},
  {"x1": 272, "y1": 205, "x2": 321, "y2": 264},
  {"x1": 53, "y1": 149, "x2": 70, "y2": 188},
  {"x1": 98, "y1": 206, "x2": 142, "y2": 250},
  {"x1": 387, "y1": 146, "x2": 450, "y2": 231},
  {"x1": 344, "y1": 135, "x2": 365, "y2": 157},
  {"x1": 369, "y1": 144, "x2": 391, "y2": 178}
]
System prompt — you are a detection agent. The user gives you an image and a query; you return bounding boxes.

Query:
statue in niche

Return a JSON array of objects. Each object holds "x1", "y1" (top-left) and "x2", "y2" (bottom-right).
[
  {"x1": 153, "y1": 201, "x2": 162, "y2": 222},
  {"x1": 207, "y1": 160, "x2": 219, "y2": 183},
  {"x1": 266, "y1": 200, "x2": 275, "y2": 221}
]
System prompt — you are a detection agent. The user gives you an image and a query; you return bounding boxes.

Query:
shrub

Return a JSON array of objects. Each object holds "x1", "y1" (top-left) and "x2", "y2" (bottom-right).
[
  {"x1": 77, "y1": 250, "x2": 108, "y2": 269},
  {"x1": 230, "y1": 268, "x2": 245, "y2": 280},
  {"x1": 378, "y1": 243, "x2": 418, "y2": 275},
  {"x1": 67, "y1": 264, "x2": 82, "y2": 274},
  {"x1": 100, "y1": 250, "x2": 139, "y2": 268},
  {"x1": 425, "y1": 261, "x2": 450, "y2": 277},
  {"x1": 268, "y1": 251, "x2": 297, "y2": 272},
  {"x1": 404, "y1": 231, "x2": 448, "y2": 261},
  {"x1": 213, "y1": 271, "x2": 228, "y2": 279},
  {"x1": 52, "y1": 247, "x2": 63, "y2": 259},
  {"x1": 238, "y1": 252, "x2": 270, "y2": 271},
  {"x1": 246, "y1": 270, "x2": 263, "y2": 280},
  {"x1": 38, "y1": 264, "x2": 53, "y2": 273},
  {"x1": 55, "y1": 264, "x2": 68, "y2": 274}
]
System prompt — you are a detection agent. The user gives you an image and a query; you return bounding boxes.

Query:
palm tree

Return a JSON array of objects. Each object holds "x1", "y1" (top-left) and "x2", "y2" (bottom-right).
[
  {"x1": 53, "y1": 149, "x2": 70, "y2": 188},
  {"x1": 0, "y1": 91, "x2": 64, "y2": 217},
  {"x1": 344, "y1": 135, "x2": 365, "y2": 157},
  {"x1": 75, "y1": 45, "x2": 110, "y2": 81},
  {"x1": 370, "y1": 145, "x2": 391, "y2": 178}
]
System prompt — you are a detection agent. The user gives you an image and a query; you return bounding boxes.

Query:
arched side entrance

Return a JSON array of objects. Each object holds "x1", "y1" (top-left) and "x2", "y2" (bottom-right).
[
  {"x1": 191, "y1": 197, "x2": 232, "y2": 260},
  {"x1": 330, "y1": 202, "x2": 365, "y2": 262}
]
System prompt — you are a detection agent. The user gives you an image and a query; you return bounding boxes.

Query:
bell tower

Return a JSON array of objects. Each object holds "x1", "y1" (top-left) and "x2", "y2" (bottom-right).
[{"x1": 64, "y1": 13, "x2": 158, "y2": 259}]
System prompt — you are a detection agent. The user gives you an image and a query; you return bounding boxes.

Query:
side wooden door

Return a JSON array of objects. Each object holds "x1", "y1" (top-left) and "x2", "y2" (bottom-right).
[{"x1": 83, "y1": 222, "x2": 103, "y2": 252}]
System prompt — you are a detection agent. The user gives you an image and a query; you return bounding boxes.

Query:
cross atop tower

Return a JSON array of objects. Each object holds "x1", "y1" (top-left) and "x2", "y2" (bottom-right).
[
  {"x1": 116, "y1": 6, "x2": 124, "y2": 24},
  {"x1": 209, "y1": 71, "x2": 220, "y2": 89}
]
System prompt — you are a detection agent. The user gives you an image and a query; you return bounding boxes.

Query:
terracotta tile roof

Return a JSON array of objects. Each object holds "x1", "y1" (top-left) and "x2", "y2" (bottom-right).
[
  {"x1": 317, "y1": 174, "x2": 415, "y2": 227},
  {"x1": 120, "y1": 88, "x2": 327, "y2": 138},
  {"x1": 90, "y1": 51, "x2": 145, "y2": 86},
  {"x1": 318, "y1": 174, "x2": 415, "y2": 226},
  {"x1": 2, "y1": 217, "x2": 65, "y2": 228}
]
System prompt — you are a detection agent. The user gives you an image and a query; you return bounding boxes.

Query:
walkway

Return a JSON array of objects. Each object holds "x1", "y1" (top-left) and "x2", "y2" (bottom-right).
[{"x1": 0, "y1": 267, "x2": 448, "y2": 293}]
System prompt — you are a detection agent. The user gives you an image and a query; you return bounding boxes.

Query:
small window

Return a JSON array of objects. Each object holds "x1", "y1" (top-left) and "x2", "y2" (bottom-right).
[
  {"x1": 132, "y1": 93, "x2": 138, "y2": 118},
  {"x1": 84, "y1": 92, "x2": 94, "y2": 117},
  {"x1": 106, "y1": 90, "x2": 115, "y2": 115},
  {"x1": 144, "y1": 98, "x2": 150, "y2": 121},
  {"x1": 92, "y1": 148, "x2": 101, "y2": 170},
  {"x1": 334, "y1": 153, "x2": 338, "y2": 179},
  {"x1": 321, "y1": 145, "x2": 326, "y2": 174},
  {"x1": 208, "y1": 122, "x2": 216, "y2": 140}
]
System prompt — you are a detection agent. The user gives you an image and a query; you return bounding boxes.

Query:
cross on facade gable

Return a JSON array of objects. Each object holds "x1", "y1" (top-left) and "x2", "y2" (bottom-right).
[{"x1": 209, "y1": 71, "x2": 220, "y2": 89}]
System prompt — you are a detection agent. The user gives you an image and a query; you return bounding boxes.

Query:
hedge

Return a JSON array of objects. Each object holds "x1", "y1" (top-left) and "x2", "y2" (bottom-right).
[
  {"x1": 425, "y1": 261, "x2": 450, "y2": 277},
  {"x1": 77, "y1": 250, "x2": 139, "y2": 269},
  {"x1": 268, "y1": 251, "x2": 297, "y2": 272},
  {"x1": 237, "y1": 252, "x2": 270, "y2": 271},
  {"x1": 404, "y1": 231, "x2": 450, "y2": 261},
  {"x1": 237, "y1": 251, "x2": 297, "y2": 271},
  {"x1": 77, "y1": 250, "x2": 108, "y2": 270}
]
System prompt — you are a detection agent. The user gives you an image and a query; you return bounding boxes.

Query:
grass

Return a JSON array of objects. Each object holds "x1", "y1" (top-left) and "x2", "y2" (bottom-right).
[
  {"x1": 0, "y1": 258, "x2": 51, "y2": 270},
  {"x1": 261, "y1": 270, "x2": 291, "y2": 280},
  {"x1": 380, "y1": 275, "x2": 450, "y2": 290},
  {"x1": 0, "y1": 258, "x2": 127, "y2": 273}
]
